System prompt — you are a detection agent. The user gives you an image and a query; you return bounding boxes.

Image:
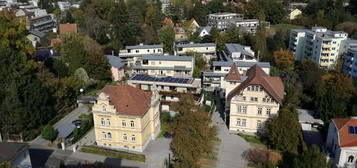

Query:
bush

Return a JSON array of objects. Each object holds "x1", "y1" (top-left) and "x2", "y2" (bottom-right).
[
  {"x1": 81, "y1": 146, "x2": 146, "y2": 162},
  {"x1": 23, "y1": 129, "x2": 41, "y2": 141},
  {"x1": 41, "y1": 125, "x2": 57, "y2": 141}
]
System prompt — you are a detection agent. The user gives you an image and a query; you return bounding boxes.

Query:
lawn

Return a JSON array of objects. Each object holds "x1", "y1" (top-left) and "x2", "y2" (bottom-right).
[
  {"x1": 238, "y1": 133, "x2": 266, "y2": 149},
  {"x1": 81, "y1": 145, "x2": 146, "y2": 162},
  {"x1": 272, "y1": 24, "x2": 304, "y2": 32}
]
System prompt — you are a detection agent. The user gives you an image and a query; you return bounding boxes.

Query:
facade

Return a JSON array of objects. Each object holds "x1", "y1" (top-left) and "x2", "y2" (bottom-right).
[
  {"x1": 198, "y1": 26, "x2": 212, "y2": 37},
  {"x1": 132, "y1": 55, "x2": 194, "y2": 78},
  {"x1": 176, "y1": 43, "x2": 216, "y2": 61},
  {"x1": 128, "y1": 74, "x2": 201, "y2": 112},
  {"x1": 29, "y1": 14, "x2": 56, "y2": 32},
  {"x1": 221, "y1": 43, "x2": 256, "y2": 62},
  {"x1": 57, "y1": 1, "x2": 70, "y2": 11},
  {"x1": 27, "y1": 29, "x2": 45, "y2": 47},
  {"x1": 289, "y1": 27, "x2": 348, "y2": 68},
  {"x1": 119, "y1": 44, "x2": 163, "y2": 66},
  {"x1": 202, "y1": 61, "x2": 270, "y2": 89},
  {"x1": 326, "y1": 118, "x2": 357, "y2": 167},
  {"x1": 225, "y1": 65, "x2": 284, "y2": 134},
  {"x1": 343, "y1": 49, "x2": 357, "y2": 78},
  {"x1": 93, "y1": 84, "x2": 160, "y2": 152},
  {"x1": 0, "y1": 142, "x2": 32, "y2": 168},
  {"x1": 106, "y1": 55, "x2": 125, "y2": 81}
]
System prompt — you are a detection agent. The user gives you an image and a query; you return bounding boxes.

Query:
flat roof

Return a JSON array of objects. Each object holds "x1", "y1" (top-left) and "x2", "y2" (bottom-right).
[
  {"x1": 132, "y1": 65, "x2": 191, "y2": 71},
  {"x1": 126, "y1": 44, "x2": 162, "y2": 50},
  {"x1": 177, "y1": 43, "x2": 216, "y2": 48},
  {"x1": 0, "y1": 142, "x2": 28, "y2": 162},
  {"x1": 142, "y1": 55, "x2": 193, "y2": 61},
  {"x1": 213, "y1": 61, "x2": 270, "y2": 68}
]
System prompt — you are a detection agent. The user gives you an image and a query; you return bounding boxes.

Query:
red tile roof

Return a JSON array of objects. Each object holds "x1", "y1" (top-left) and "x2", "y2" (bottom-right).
[
  {"x1": 101, "y1": 84, "x2": 152, "y2": 116},
  {"x1": 227, "y1": 65, "x2": 284, "y2": 104},
  {"x1": 59, "y1": 24, "x2": 78, "y2": 35},
  {"x1": 225, "y1": 63, "x2": 241, "y2": 81},
  {"x1": 333, "y1": 118, "x2": 357, "y2": 147},
  {"x1": 163, "y1": 18, "x2": 173, "y2": 26}
]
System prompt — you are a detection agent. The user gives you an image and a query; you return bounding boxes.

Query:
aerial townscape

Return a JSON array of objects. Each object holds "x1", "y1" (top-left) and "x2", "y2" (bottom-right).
[{"x1": 1, "y1": 0, "x2": 357, "y2": 167}]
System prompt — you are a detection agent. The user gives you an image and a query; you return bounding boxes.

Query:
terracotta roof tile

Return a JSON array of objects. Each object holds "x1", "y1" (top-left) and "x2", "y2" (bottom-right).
[
  {"x1": 333, "y1": 118, "x2": 357, "y2": 147},
  {"x1": 227, "y1": 64, "x2": 284, "y2": 104},
  {"x1": 225, "y1": 63, "x2": 241, "y2": 81},
  {"x1": 59, "y1": 24, "x2": 78, "y2": 35},
  {"x1": 101, "y1": 84, "x2": 152, "y2": 116},
  {"x1": 163, "y1": 18, "x2": 173, "y2": 26}
]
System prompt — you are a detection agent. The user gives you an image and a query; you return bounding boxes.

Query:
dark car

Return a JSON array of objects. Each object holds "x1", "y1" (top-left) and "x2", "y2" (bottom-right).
[{"x1": 72, "y1": 119, "x2": 81, "y2": 128}]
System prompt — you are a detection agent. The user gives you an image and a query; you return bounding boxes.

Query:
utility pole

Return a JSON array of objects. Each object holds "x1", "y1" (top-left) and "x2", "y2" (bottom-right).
[{"x1": 257, "y1": 50, "x2": 260, "y2": 61}]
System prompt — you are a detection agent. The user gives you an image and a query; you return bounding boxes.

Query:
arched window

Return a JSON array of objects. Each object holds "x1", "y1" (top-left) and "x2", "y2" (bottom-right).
[
  {"x1": 123, "y1": 134, "x2": 128, "y2": 141},
  {"x1": 131, "y1": 135, "x2": 136, "y2": 142},
  {"x1": 130, "y1": 121, "x2": 135, "y2": 128},
  {"x1": 102, "y1": 105, "x2": 106, "y2": 112},
  {"x1": 348, "y1": 155, "x2": 354, "y2": 163},
  {"x1": 101, "y1": 118, "x2": 105, "y2": 125},
  {"x1": 107, "y1": 132, "x2": 112, "y2": 139}
]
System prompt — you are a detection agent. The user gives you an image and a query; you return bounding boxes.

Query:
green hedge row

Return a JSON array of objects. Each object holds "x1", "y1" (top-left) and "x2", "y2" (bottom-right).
[{"x1": 81, "y1": 146, "x2": 146, "y2": 162}]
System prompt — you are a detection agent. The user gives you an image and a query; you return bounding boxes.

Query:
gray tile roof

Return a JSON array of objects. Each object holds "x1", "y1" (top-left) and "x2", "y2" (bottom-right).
[
  {"x1": 57, "y1": 124, "x2": 76, "y2": 138},
  {"x1": 212, "y1": 61, "x2": 270, "y2": 68},
  {"x1": 126, "y1": 44, "x2": 163, "y2": 50},
  {"x1": 142, "y1": 55, "x2": 193, "y2": 61},
  {"x1": 198, "y1": 26, "x2": 212, "y2": 33},
  {"x1": 177, "y1": 43, "x2": 216, "y2": 48},
  {"x1": 0, "y1": 142, "x2": 28, "y2": 162},
  {"x1": 225, "y1": 43, "x2": 254, "y2": 57},
  {"x1": 106, "y1": 55, "x2": 125, "y2": 69}
]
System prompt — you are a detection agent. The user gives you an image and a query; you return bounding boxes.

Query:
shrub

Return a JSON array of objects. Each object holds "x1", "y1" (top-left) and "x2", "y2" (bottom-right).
[
  {"x1": 81, "y1": 146, "x2": 145, "y2": 162},
  {"x1": 41, "y1": 125, "x2": 57, "y2": 141}
]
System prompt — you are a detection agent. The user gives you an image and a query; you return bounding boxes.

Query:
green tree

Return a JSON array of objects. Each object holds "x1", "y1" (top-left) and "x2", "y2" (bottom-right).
[
  {"x1": 170, "y1": 95, "x2": 217, "y2": 168},
  {"x1": 265, "y1": 107, "x2": 305, "y2": 154},
  {"x1": 290, "y1": 146, "x2": 329, "y2": 168},
  {"x1": 0, "y1": 161, "x2": 10, "y2": 168},
  {"x1": 159, "y1": 25, "x2": 175, "y2": 54},
  {"x1": 41, "y1": 125, "x2": 57, "y2": 141},
  {"x1": 272, "y1": 49, "x2": 294, "y2": 71}
]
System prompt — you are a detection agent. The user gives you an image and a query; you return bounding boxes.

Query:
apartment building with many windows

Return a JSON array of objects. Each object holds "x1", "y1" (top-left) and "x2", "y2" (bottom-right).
[
  {"x1": 93, "y1": 84, "x2": 160, "y2": 152},
  {"x1": 225, "y1": 65, "x2": 284, "y2": 134},
  {"x1": 132, "y1": 55, "x2": 194, "y2": 78},
  {"x1": 342, "y1": 48, "x2": 357, "y2": 78},
  {"x1": 289, "y1": 27, "x2": 348, "y2": 68},
  {"x1": 176, "y1": 43, "x2": 216, "y2": 61},
  {"x1": 118, "y1": 44, "x2": 163, "y2": 66}
]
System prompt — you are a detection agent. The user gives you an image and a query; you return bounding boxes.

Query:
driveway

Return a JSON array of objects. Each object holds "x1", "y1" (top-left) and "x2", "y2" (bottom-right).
[
  {"x1": 30, "y1": 106, "x2": 89, "y2": 146},
  {"x1": 213, "y1": 95, "x2": 250, "y2": 168},
  {"x1": 144, "y1": 137, "x2": 171, "y2": 168}
]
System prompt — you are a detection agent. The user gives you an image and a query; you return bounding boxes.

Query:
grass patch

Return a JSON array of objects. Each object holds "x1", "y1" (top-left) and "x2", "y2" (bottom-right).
[
  {"x1": 238, "y1": 133, "x2": 264, "y2": 145},
  {"x1": 81, "y1": 145, "x2": 146, "y2": 162},
  {"x1": 272, "y1": 24, "x2": 304, "y2": 32}
]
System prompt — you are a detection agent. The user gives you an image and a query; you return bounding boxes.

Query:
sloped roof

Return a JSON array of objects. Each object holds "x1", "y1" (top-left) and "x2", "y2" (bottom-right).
[
  {"x1": 227, "y1": 65, "x2": 284, "y2": 104},
  {"x1": 332, "y1": 118, "x2": 357, "y2": 147},
  {"x1": 163, "y1": 18, "x2": 173, "y2": 26},
  {"x1": 59, "y1": 23, "x2": 77, "y2": 35},
  {"x1": 101, "y1": 85, "x2": 152, "y2": 116},
  {"x1": 225, "y1": 63, "x2": 241, "y2": 81},
  {"x1": 0, "y1": 142, "x2": 28, "y2": 162},
  {"x1": 106, "y1": 55, "x2": 124, "y2": 69}
]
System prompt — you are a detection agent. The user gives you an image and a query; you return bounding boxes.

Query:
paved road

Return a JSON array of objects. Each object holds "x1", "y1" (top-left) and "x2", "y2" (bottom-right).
[{"x1": 30, "y1": 106, "x2": 89, "y2": 146}]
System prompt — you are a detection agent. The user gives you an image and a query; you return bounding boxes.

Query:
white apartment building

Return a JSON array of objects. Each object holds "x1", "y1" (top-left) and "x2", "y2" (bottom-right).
[
  {"x1": 119, "y1": 44, "x2": 163, "y2": 66},
  {"x1": 342, "y1": 49, "x2": 357, "y2": 78},
  {"x1": 289, "y1": 27, "x2": 348, "y2": 68},
  {"x1": 202, "y1": 61, "x2": 270, "y2": 89},
  {"x1": 132, "y1": 55, "x2": 194, "y2": 78},
  {"x1": 176, "y1": 43, "x2": 216, "y2": 61},
  {"x1": 222, "y1": 43, "x2": 256, "y2": 62},
  {"x1": 225, "y1": 65, "x2": 284, "y2": 134},
  {"x1": 208, "y1": 12, "x2": 243, "y2": 30}
]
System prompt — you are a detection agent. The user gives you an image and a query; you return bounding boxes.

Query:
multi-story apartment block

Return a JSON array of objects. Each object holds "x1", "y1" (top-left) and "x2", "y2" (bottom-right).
[
  {"x1": 225, "y1": 64, "x2": 284, "y2": 133},
  {"x1": 132, "y1": 55, "x2": 194, "y2": 78},
  {"x1": 342, "y1": 49, "x2": 357, "y2": 78},
  {"x1": 176, "y1": 43, "x2": 216, "y2": 61},
  {"x1": 202, "y1": 61, "x2": 270, "y2": 89},
  {"x1": 208, "y1": 12, "x2": 244, "y2": 30},
  {"x1": 93, "y1": 84, "x2": 160, "y2": 152},
  {"x1": 289, "y1": 27, "x2": 348, "y2": 68},
  {"x1": 221, "y1": 43, "x2": 256, "y2": 62},
  {"x1": 119, "y1": 44, "x2": 163, "y2": 66},
  {"x1": 208, "y1": 12, "x2": 269, "y2": 34},
  {"x1": 28, "y1": 14, "x2": 56, "y2": 32},
  {"x1": 128, "y1": 74, "x2": 201, "y2": 112}
]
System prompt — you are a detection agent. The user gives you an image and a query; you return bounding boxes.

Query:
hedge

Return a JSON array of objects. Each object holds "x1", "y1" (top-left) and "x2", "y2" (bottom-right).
[{"x1": 81, "y1": 146, "x2": 146, "y2": 162}]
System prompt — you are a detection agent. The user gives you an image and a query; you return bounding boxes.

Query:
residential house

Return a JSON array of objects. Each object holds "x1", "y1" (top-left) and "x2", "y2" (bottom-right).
[
  {"x1": 176, "y1": 43, "x2": 216, "y2": 61},
  {"x1": 27, "y1": 29, "x2": 45, "y2": 47},
  {"x1": 342, "y1": 48, "x2": 357, "y2": 78},
  {"x1": 93, "y1": 84, "x2": 160, "y2": 152},
  {"x1": 289, "y1": 27, "x2": 348, "y2": 68},
  {"x1": 174, "y1": 24, "x2": 188, "y2": 42},
  {"x1": 59, "y1": 23, "x2": 78, "y2": 35},
  {"x1": 225, "y1": 65, "x2": 284, "y2": 133},
  {"x1": 0, "y1": 142, "x2": 32, "y2": 168},
  {"x1": 288, "y1": 9, "x2": 302, "y2": 20},
  {"x1": 186, "y1": 18, "x2": 200, "y2": 34},
  {"x1": 202, "y1": 61, "x2": 270, "y2": 89},
  {"x1": 132, "y1": 55, "x2": 194, "y2": 78},
  {"x1": 118, "y1": 44, "x2": 163, "y2": 66},
  {"x1": 57, "y1": 1, "x2": 70, "y2": 11},
  {"x1": 29, "y1": 14, "x2": 56, "y2": 32},
  {"x1": 198, "y1": 26, "x2": 212, "y2": 37},
  {"x1": 106, "y1": 55, "x2": 125, "y2": 81},
  {"x1": 221, "y1": 43, "x2": 256, "y2": 62},
  {"x1": 162, "y1": 17, "x2": 173, "y2": 26},
  {"x1": 297, "y1": 109, "x2": 323, "y2": 131},
  {"x1": 128, "y1": 73, "x2": 201, "y2": 112},
  {"x1": 326, "y1": 118, "x2": 357, "y2": 167}
]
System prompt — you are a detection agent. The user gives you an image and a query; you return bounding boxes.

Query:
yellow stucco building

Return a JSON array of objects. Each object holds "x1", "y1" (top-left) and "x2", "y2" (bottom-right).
[{"x1": 93, "y1": 84, "x2": 160, "y2": 152}]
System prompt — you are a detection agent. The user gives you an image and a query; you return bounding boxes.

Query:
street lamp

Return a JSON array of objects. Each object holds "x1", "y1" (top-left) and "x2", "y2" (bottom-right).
[{"x1": 80, "y1": 88, "x2": 84, "y2": 97}]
